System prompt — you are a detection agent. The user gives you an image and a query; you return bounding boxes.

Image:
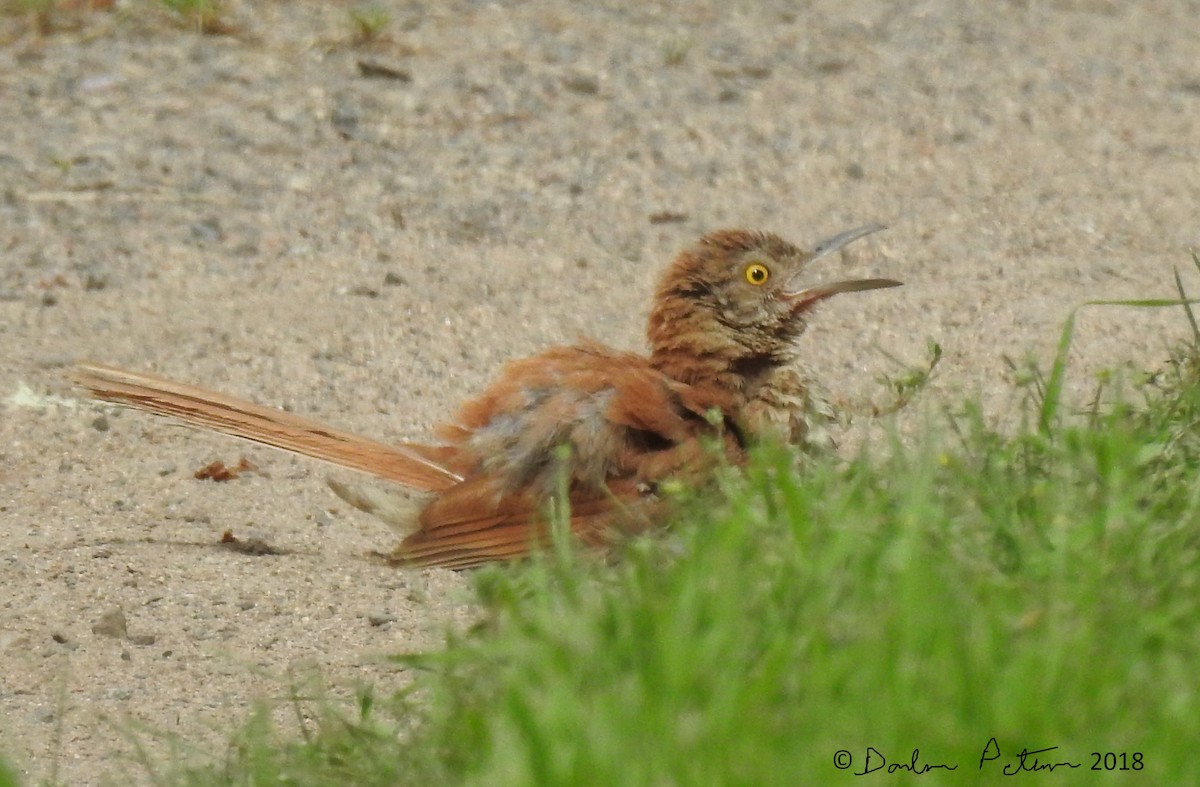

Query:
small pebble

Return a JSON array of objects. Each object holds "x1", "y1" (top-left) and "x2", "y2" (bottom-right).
[
  {"x1": 92, "y1": 609, "x2": 128, "y2": 639},
  {"x1": 563, "y1": 74, "x2": 600, "y2": 95},
  {"x1": 357, "y1": 59, "x2": 412, "y2": 82}
]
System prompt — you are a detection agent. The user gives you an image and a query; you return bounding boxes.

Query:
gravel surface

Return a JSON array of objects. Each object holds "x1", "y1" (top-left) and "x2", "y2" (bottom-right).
[{"x1": 2, "y1": 1, "x2": 1198, "y2": 783}]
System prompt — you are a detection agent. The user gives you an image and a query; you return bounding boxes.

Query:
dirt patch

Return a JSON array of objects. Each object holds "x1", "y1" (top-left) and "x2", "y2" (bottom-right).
[{"x1": 2, "y1": 1, "x2": 1198, "y2": 783}]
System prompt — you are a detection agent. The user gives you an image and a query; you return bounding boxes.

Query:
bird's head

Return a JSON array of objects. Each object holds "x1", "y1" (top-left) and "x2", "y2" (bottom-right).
[{"x1": 647, "y1": 225, "x2": 900, "y2": 382}]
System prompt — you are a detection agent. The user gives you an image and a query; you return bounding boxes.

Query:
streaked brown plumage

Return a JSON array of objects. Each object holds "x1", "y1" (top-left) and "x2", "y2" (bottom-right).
[{"x1": 74, "y1": 226, "x2": 900, "y2": 569}]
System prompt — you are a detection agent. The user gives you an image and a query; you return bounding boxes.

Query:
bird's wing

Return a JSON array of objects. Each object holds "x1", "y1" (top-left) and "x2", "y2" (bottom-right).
[
  {"x1": 391, "y1": 476, "x2": 657, "y2": 569},
  {"x1": 387, "y1": 345, "x2": 724, "y2": 568},
  {"x1": 73, "y1": 363, "x2": 463, "y2": 492},
  {"x1": 438, "y1": 344, "x2": 712, "y2": 488}
]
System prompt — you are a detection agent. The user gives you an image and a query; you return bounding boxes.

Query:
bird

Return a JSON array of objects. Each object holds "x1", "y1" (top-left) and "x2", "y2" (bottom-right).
[{"x1": 74, "y1": 225, "x2": 900, "y2": 570}]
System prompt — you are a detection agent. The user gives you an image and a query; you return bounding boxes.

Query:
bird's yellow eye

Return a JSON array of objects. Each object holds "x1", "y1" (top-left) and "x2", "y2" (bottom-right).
[{"x1": 744, "y1": 262, "x2": 770, "y2": 285}]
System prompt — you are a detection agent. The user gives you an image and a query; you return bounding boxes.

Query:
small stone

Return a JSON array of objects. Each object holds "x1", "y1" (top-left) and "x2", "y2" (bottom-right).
[
  {"x1": 92, "y1": 608, "x2": 128, "y2": 639},
  {"x1": 37, "y1": 353, "x2": 75, "y2": 369},
  {"x1": 91, "y1": 415, "x2": 110, "y2": 432},
  {"x1": 129, "y1": 633, "x2": 158, "y2": 646},
  {"x1": 50, "y1": 632, "x2": 70, "y2": 645},
  {"x1": 331, "y1": 106, "x2": 359, "y2": 137},
  {"x1": 388, "y1": 205, "x2": 406, "y2": 228},
  {"x1": 189, "y1": 217, "x2": 223, "y2": 244},
  {"x1": 562, "y1": 73, "x2": 600, "y2": 95},
  {"x1": 357, "y1": 59, "x2": 412, "y2": 82},
  {"x1": 648, "y1": 210, "x2": 688, "y2": 225},
  {"x1": 367, "y1": 613, "x2": 396, "y2": 627},
  {"x1": 814, "y1": 59, "x2": 849, "y2": 74}
]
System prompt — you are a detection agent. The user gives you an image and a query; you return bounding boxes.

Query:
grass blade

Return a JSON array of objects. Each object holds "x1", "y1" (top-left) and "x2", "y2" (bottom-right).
[
  {"x1": 1182, "y1": 260, "x2": 1200, "y2": 346},
  {"x1": 1039, "y1": 308, "x2": 1077, "y2": 435},
  {"x1": 1040, "y1": 294, "x2": 1200, "y2": 435}
]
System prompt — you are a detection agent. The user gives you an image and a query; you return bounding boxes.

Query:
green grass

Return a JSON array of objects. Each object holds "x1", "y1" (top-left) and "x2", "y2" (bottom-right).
[
  {"x1": 148, "y1": 306, "x2": 1200, "y2": 786},
  {"x1": 0, "y1": 760, "x2": 17, "y2": 787},
  {"x1": 348, "y1": 4, "x2": 391, "y2": 45},
  {"x1": 156, "y1": 0, "x2": 230, "y2": 35}
]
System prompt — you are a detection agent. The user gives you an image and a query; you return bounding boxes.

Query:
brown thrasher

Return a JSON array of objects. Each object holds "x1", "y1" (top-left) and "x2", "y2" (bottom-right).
[{"x1": 75, "y1": 226, "x2": 900, "y2": 569}]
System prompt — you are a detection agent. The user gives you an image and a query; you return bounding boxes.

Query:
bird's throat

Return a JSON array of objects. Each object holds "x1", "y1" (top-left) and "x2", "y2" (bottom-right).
[{"x1": 650, "y1": 342, "x2": 786, "y2": 407}]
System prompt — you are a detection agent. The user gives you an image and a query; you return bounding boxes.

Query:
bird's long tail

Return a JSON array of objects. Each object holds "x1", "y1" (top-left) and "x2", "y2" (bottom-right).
[{"x1": 73, "y1": 363, "x2": 463, "y2": 493}]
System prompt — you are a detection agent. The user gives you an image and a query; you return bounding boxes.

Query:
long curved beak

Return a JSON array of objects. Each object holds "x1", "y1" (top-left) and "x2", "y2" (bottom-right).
[{"x1": 783, "y1": 223, "x2": 902, "y2": 307}]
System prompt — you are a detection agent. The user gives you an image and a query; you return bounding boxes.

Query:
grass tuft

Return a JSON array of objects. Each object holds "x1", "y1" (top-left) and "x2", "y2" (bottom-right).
[
  {"x1": 156, "y1": 0, "x2": 232, "y2": 35},
  {"x1": 348, "y1": 4, "x2": 390, "y2": 45},
  {"x1": 662, "y1": 36, "x2": 692, "y2": 66}
]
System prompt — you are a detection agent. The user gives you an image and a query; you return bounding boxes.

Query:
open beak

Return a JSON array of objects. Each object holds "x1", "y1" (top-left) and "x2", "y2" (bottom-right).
[{"x1": 783, "y1": 224, "x2": 902, "y2": 308}]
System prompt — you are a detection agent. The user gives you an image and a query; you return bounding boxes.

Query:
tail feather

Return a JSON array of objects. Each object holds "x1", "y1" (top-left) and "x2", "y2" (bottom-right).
[
  {"x1": 74, "y1": 363, "x2": 654, "y2": 570},
  {"x1": 73, "y1": 363, "x2": 463, "y2": 493}
]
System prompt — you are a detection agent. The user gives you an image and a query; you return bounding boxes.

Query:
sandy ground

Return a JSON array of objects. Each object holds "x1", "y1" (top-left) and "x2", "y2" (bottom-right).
[{"x1": 1, "y1": 1, "x2": 1198, "y2": 783}]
